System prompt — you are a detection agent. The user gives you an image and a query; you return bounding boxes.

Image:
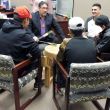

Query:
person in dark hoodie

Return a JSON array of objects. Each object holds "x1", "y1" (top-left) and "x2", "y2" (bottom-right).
[{"x1": 0, "y1": 6, "x2": 42, "y2": 90}]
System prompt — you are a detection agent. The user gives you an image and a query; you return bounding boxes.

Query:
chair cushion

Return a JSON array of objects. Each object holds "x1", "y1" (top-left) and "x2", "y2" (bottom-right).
[
  {"x1": 69, "y1": 61, "x2": 110, "y2": 103},
  {"x1": 69, "y1": 88, "x2": 110, "y2": 103},
  {"x1": 0, "y1": 69, "x2": 37, "y2": 93},
  {"x1": 18, "y1": 69, "x2": 37, "y2": 89}
]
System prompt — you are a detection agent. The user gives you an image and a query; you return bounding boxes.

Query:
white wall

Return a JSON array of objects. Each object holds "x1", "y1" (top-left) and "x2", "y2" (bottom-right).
[
  {"x1": 11, "y1": 0, "x2": 31, "y2": 9},
  {"x1": 10, "y1": 0, "x2": 110, "y2": 21},
  {"x1": 73, "y1": 0, "x2": 110, "y2": 20}
]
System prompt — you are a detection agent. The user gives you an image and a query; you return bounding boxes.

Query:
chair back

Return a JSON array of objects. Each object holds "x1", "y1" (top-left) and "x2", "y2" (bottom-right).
[
  {"x1": 69, "y1": 61, "x2": 110, "y2": 102},
  {"x1": 0, "y1": 54, "x2": 15, "y2": 82}
]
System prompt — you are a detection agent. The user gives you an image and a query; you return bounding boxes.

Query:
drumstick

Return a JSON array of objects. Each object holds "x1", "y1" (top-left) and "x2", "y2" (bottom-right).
[
  {"x1": 39, "y1": 41, "x2": 56, "y2": 45},
  {"x1": 39, "y1": 30, "x2": 53, "y2": 40}
]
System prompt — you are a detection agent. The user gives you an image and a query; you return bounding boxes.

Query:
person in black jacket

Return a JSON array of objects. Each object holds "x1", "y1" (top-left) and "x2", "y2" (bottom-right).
[
  {"x1": 95, "y1": 15, "x2": 110, "y2": 54},
  {"x1": 0, "y1": 6, "x2": 41, "y2": 89},
  {"x1": 57, "y1": 17, "x2": 96, "y2": 88},
  {"x1": 29, "y1": 1, "x2": 65, "y2": 51}
]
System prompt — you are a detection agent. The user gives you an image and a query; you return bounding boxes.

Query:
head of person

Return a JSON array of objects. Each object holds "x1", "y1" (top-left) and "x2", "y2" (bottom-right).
[
  {"x1": 38, "y1": 1, "x2": 48, "y2": 17},
  {"x1": 0, "y1": 5, "x2": 6, "y2": 12},
  {"x1": 92, "y1": 3, "x2": 101, "y2": 17},
  {"x1": 14, "y1": 6, "x2": 32, "y2": 29},
  {"x1": 68, "y1": 17, "x2": 84, "y2": 36},
  {"x1": 95, "y1": 15, "x2": 110, "y2": 31}
]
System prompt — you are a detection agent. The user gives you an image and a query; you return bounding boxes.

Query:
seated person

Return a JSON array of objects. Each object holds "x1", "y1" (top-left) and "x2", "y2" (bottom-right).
[
  {"x1": 29, "y1": 1, "x2": 65, "y2": 51},
  {"x1": 57, "y1": 17, "x2": 96, "y2": 88},
  {"x1": 85, "y1": 3, "x2": 102, "y2": 38},
  {"x1": 95, "y1": 15, "x2": 110, "y2": 54},
  {"x1": 0, "y1": 6, "x2": 41, "y2": 90}
]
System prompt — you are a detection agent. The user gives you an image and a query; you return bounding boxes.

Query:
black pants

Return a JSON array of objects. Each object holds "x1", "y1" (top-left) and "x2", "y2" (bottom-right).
[
  {"x1": 18, "y1": 59, "x2": 42, "y2": 84},
  {"x1": 53, "y1": 63, "x2": 66, "y2": 88}
]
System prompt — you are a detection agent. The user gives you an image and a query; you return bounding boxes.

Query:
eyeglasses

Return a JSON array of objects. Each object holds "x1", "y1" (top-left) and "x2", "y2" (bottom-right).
[
  {"x1": 92, "y1": 9, "x2": 97, "y2": 11},
  {"x1": 40, "y1": 7, "x2": 48, "y2": 10}
]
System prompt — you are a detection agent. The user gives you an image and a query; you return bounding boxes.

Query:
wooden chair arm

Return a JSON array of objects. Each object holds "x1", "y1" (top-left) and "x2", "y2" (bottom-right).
[
  {"x1": 13, "y1": 59, "x2": 32, "y2": 71},
  {"x1": 12, "y1": 59, "x2": 34, "y2": 80},
  {"x1": 97, "y1": 56, "x2": 104, "y2": 62},
  {"x1": 54, "y1": 58, "x2": 69, "y2": 79},
  {"x1": 100, "y1": 53, "x2": 110, "y2": 61}
]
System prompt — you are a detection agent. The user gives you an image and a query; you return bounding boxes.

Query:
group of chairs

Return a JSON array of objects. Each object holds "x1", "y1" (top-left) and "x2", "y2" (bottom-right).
[{"x1": 0, "y1": 52, "x2": 110, "y2": 110}]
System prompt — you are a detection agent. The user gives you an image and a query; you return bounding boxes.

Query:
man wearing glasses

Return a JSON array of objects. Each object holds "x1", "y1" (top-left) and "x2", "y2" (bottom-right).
[{"x1": 29, "y1": 1, "x2": 65, "y2": 51}]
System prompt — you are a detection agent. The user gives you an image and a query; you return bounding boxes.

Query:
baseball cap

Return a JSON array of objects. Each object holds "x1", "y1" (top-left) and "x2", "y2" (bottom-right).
[
  {"x1": 68, "y1": 17, "x2": 84, "y2": 30},
  {"x1": 95, "y1": 15, "x2": 110, "y2": 26},
  {"x1": 14, "y1": 6, "x2": 32, "y2": 19}
]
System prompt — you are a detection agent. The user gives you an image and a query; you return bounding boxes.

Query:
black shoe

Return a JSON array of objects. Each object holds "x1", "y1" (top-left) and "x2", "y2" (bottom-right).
[
  {"x1": 34, "y1": 80, "x2": 44, "y2": 90},
  {"x1": 0, "y1": 89, "x2": 5, "y2": 93},
  {"x1": 56, "y1": 84, "x2": 65, "y2": 96}
]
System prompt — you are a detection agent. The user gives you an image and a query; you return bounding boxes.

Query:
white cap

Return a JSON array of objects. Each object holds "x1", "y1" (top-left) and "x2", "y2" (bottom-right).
[{"x1": 68, "y1": 17, "x2": 84, "y2": 30}]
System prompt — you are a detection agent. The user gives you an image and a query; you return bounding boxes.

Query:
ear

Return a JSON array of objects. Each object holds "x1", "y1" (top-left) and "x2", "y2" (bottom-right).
[
  {"x1": 23, "y1": 18, "x2": 27, "y2": 24},
  {"x1": 22, "y1": 18, "x2": 28, "y2": 28},
  {"x1": 22, "y1": 19, "x2": 25, "y2": 25},
  {"x1": 68, "y1": 27, "x2": 72, "y2": 36},
  {"x1": 102, "y1": 25, "x2": 106, "y2": 30}
]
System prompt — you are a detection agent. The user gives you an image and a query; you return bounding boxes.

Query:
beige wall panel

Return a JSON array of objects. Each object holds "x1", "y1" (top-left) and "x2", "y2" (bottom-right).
[
  {"x1": 11, "y1": 0, "x2": 31, "y2": 10},
  {"x1": 11, "y1": 0, "x2": 110, "y2": 21},
  {"x1": 74, "y1": 0, "x2": 110, "y2": 20}
]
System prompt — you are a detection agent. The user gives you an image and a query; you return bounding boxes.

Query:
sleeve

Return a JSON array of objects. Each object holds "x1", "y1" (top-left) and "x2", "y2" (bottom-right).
[
  {"x1": 51, "y1": 15, "x2": 65, "y2": 41},
  {"x1": 20, "y1": 33, "x2": 41, "y2": 60},
  {"x1": 85, "y1": 17, "x2": 92, "y2": 32},
  {"x1": 57, "y1": 38, "x2": 71, "y2": 62},
  {"x1": 96, "y1": 34, "x2": 110, "y2": 53},
  {"x1": 27, "y1": 16, "x2": 38, "y2": 38}
]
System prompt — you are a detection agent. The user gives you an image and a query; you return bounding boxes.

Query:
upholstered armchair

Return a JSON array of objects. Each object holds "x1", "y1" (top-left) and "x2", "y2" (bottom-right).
[
  {"x1": 53, "y1": 58, "x2": 110, "y2": 110},
  {"x1": 0, "y1": 54, "x2": 41, "y2": 110}
]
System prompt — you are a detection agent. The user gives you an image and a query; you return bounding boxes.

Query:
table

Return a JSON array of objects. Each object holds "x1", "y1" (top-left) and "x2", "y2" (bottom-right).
[{"x1": 42, "y1": 44, "x2": 60, "y2": 87}]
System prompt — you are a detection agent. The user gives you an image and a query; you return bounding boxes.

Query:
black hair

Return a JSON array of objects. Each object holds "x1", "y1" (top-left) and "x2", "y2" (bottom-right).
[
  {"x1": 92, "y1": 3, "x2": 101, "y2": 9},
  {"x1": 38, "y1": 1, "x2": 48, "y2": 8},
  {"x1": 70, "y1": 29, "x2": 83, "y2": 36},
  {"x1": 13, "y1": 13, "x2": 24, "y2": 23},
  {"x1": 95, "y1": 15, "x2": 110, "y2": 28}
]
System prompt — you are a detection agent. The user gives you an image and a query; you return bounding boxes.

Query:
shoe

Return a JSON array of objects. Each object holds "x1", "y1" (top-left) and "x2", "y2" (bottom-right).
[
  {"x1": 56, "y1": 84, "x2": 65, "y2": 96},
  {"x1": 0, "y1": 89, "x2": 5, "y2": 93},
  {"x1": 34, "y1": 80, "x2": 44, "y2": 90}
]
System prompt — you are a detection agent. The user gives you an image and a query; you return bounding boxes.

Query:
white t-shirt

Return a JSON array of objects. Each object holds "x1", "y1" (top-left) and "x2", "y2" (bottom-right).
[{"x1": 88, "y1": 19, "x2": 102, "y2": 37}]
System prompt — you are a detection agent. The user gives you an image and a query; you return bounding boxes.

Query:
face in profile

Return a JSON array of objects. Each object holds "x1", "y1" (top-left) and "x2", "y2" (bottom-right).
[
  {"x1": 39, "y1": 4, "x2": 48, "y2": 17},
  {"x1": 92, "y1": 6, "x2": 101, "y2": 17},
  {"x1": 23, "y1": 18, "x2": 30, "y2": 29}
]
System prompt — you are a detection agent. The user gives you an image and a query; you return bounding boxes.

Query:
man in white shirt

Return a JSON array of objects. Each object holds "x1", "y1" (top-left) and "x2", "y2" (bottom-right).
[{"x1": 85, "y1": 3, "x2": 102, "y2": 38}]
